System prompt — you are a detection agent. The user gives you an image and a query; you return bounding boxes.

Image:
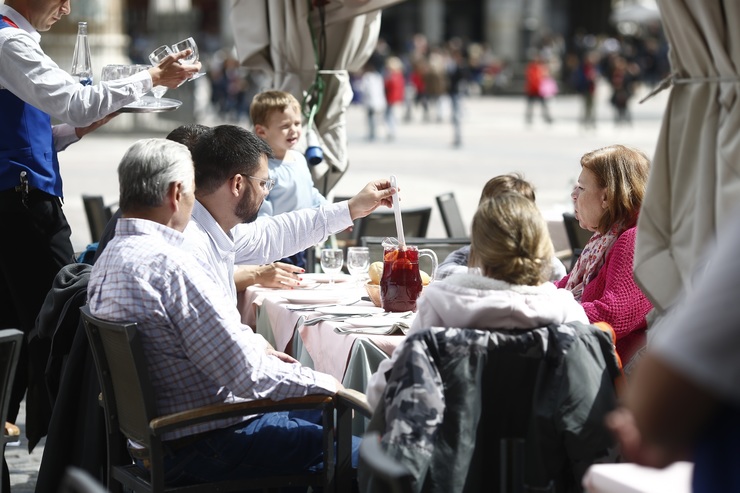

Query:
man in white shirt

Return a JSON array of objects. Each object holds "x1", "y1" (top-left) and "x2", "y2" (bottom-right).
[
  {"x1": 90, "y1": 138, "x2": 357, "y2": 484},
  {"x1": 184, "y1": 124, "x2": 395, "y2": 303},
  {"x1": 0, "y1": 0, "x2": 198, "y2": 444}
]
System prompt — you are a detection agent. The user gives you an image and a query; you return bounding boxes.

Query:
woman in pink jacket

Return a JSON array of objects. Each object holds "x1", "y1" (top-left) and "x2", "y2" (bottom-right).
[{"x1": 556, "y1": 144, "x2": 652, "y2": 362}]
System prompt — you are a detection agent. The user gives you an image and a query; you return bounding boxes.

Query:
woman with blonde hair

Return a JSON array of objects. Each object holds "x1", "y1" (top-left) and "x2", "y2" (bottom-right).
[
  {"x1": 556, "y1": 144, "x2": 653, "y2": 361},
  {"x1": 366, "y1": 192, "x2": 587, "y2": 408}
]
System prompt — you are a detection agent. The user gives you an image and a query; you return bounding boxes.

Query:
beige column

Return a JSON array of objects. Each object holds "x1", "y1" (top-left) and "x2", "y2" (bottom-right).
[
  {"x1": 485, "y1": 0, "x2": 524, "y2": 62},
  {"x1": 420, "y1": 0, "x2": 444, "y2": 47}
]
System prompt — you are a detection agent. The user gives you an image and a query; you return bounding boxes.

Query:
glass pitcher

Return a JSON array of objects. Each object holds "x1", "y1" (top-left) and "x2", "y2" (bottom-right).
[{"x1": 380, "y1": 242, "x2": 438, "y2": 313}]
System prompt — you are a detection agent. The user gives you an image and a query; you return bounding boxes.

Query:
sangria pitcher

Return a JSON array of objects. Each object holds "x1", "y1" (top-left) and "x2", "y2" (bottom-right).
[{"x1": 380, "y1": 239, "x2": 438, "y2": 313}]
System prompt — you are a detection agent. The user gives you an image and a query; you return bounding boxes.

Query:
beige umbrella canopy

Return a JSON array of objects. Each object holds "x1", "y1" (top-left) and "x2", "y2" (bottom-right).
[
  {"x1": 634, "y1": 0, "x2": 740, "y2": 313},
  {"x1": 231, "y1": 0, "x2": 404, "y2": 194}
]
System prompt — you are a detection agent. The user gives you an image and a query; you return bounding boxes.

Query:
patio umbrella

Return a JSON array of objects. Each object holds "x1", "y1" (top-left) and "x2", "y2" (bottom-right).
[
  {"x1": 230, "y1": 0, "x2": 404, "y2": 195},
  {"x1": 634, "y1": 0, "x2": 740, "y2": 314}
]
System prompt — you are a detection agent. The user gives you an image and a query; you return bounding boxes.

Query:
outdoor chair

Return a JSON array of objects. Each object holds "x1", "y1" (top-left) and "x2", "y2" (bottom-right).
[
  {"x1": 359, "y1": 431, "x2": 413, "y2": 493},
  {"x1": 435, "y1": 192, "x2": 467, "y2": 238},
  {"x1": 58, "y1": 467, "x2": 108, "y2": 493},
  {"x1": 562, "y1": 212, "x2": 593, "y2": 271},
  {"x1": 0, "y1": 329, "x2": 23, "y2": 493},
  {"x1": 360, "y1": 236, "x2": 470, "y2": 270},
  {"x1": 80, "y1": 305, "x2": 363, "y2": 493},
  {"x1": 359, "y1": 324, "x2": 622, "y2": 493},
  {"x1": 82, "y1": 196, "x2": 116, "y2": 244},
  {"x1": 354, "y1": 207, "x2": 432, "y2": 243}
]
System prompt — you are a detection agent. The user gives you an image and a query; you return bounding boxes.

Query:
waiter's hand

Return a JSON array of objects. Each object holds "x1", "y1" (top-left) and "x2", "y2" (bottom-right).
[
  {"x1": 75, "y1": 112, "x2": 120, "y2": 139},
  {"x1": 149, "y1": 49, "x2": 201, "y2": 88}
]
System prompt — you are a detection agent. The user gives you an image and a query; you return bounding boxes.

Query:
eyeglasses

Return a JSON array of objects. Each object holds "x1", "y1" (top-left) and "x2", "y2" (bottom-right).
[{"x1": 240, "y1": 174, "x2": 275, "y2": 192}]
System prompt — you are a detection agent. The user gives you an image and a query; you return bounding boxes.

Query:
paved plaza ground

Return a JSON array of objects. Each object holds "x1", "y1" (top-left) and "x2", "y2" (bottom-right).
[{"x1": 7, "y1": 83, "x2": 670, "y2": 490}]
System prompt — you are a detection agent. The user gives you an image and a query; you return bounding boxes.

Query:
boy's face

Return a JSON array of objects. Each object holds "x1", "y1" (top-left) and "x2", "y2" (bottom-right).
[{"x1": 255, "y1": 104, "x2": 302, "y2": 159}]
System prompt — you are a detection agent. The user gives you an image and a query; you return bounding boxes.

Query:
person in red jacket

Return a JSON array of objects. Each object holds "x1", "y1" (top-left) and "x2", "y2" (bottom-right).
[
  {"x1": 555, "y1": 145, "x2": 652, "y2": 364},
  {"x1": 384, "y1": 56, "x2": 405, "y2": 141},
  {"x1": 524, "y1": 53, "x2": 554, "y2": 124}
]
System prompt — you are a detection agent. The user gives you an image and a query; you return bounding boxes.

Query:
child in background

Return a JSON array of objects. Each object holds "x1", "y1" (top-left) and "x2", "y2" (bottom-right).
[{"x1": 251, "y1": 90, "x2": 329, "y2": 268}]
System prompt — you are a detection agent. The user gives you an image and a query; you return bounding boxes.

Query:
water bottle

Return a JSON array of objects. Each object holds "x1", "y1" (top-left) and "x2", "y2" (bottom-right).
[{"x1": 71, "y1": 21, "x2": 93, "y2": 86}]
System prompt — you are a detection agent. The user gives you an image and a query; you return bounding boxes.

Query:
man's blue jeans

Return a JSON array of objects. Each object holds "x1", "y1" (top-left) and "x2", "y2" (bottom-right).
[{"x1": 155, "y1": 411, "x2": 360, "y2": 486}]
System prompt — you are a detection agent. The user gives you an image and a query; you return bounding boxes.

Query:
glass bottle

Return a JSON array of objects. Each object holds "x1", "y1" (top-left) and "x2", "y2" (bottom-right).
[{"x1": 71, "y1": 21, "x2": 93, "y2": 86}]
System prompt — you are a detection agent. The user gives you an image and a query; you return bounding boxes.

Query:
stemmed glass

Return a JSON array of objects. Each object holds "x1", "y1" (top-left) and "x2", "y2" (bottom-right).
[
  {"x1": 320, "y1": 248, "x2": 344, "y2": 286},
  {"x1": 346, "y1": 247, "x2": 370, "y2": 287},
  {"x1": 171, "y1": 37, "x2": 206, "y2": 81},
  {"x1": 148, "y1": 45, "x2": 172, "y2": 105}
]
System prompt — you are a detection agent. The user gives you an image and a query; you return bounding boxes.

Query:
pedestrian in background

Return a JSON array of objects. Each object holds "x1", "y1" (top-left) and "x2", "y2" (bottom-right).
[{"x1": 383, "y1": 56, "x2": 405, "y2": 141}]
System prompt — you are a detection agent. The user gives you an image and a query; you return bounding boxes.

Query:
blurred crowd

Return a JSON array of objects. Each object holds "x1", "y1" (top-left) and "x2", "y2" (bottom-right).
[{"x1": 141, "y1": 22, "x2": 670, "y2": 134}]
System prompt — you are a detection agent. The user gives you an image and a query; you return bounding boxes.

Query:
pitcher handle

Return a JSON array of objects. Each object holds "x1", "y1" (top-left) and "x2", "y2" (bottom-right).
[{"x1": 418, "y1": 249, "x2": 438, "y2": 283}]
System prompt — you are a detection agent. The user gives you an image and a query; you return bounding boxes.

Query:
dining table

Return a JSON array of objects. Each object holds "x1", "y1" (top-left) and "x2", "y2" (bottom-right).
[{"x1": 236, "y1": 273, "x2": 412, "y2": 405}]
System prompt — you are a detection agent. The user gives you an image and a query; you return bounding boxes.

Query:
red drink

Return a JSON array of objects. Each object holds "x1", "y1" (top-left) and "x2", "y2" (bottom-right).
[{"x1": 380, "y1": 247, "x2": 422, "y2": 312}]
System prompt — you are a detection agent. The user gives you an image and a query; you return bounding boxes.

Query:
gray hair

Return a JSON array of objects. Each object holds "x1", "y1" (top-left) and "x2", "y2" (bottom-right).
[{"x1": 118, "y1": 138, "x2": 194, "y2": 212}]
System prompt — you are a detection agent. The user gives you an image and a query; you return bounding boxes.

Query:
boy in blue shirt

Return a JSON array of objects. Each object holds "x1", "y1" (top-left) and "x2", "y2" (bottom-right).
[{"x1": 251, "y1": 90, "x2": 328, "y2": 268}]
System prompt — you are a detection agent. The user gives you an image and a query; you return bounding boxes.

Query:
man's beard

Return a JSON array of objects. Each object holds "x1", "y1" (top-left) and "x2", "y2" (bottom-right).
[{"x1": 235, "y1": 193, "x2": 261, "y2": 224}]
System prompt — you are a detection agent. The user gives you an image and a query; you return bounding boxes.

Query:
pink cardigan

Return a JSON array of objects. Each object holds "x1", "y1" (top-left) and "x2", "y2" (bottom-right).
[{"x1": 556, "y1": 227, "x2": 652, "y2": 359}]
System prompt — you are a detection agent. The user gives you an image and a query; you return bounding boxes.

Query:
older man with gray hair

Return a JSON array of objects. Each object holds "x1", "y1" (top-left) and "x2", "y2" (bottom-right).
[{"x1": 89, "y1": 138, "x2": 358, "y2": 485}]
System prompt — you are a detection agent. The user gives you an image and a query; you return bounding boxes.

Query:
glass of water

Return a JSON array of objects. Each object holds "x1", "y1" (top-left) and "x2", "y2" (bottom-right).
[
  {"x1": 148, "y1": 45, "x2": 172, "y2": 105},
  {"x1": 346, "y1": 247, "x2": 370, "y2": 287},
  {"x1": 320, "y1": 248, "x2": 344, "y2": 286},
  {"x1": 171, "y1": 37, "x2": 206, "y2": 80}
]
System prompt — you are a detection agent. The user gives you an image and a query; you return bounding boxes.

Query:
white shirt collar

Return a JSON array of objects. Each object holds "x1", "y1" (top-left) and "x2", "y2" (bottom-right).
[{"x1": 0, "y1": 5, "x2": 41, "y2": 43}]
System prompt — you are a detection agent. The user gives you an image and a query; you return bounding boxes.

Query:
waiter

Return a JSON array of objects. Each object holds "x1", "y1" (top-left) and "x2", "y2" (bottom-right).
[{"x1": 0, "y1": 0, "x2": 200, "y2": 456}]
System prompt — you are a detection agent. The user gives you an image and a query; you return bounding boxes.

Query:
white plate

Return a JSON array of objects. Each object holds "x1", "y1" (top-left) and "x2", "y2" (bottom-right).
[
  {"x1": 293, "y1": 279, "x2": 319, "y2": 289},
  {"x1": 314, "y1": 305, "x2": 385, "y2": 316},
  {"x1": 344, "y1": 317, "x2": 408, "y2": 328},
  {"x1": 303, "y1": 273, "x2": 353, "y2": 283},
  {"x1": 278, "y1": 291, "x2": 349, "y2": 304}
]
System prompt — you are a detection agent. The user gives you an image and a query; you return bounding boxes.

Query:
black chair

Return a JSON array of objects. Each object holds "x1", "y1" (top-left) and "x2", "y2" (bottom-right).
[
  {"x1": 355, "y1": 206, "x2": 432, "y2": 242},
  {"x1": 80, "y1": 305, "x2": 361, "y2": 493},
  {"x1": 562, "y1": 212, "x2": 593, "y2": 271},
  {"x1": 58, "y1": 467, "x2": 108, "y2": 493},
  {"x1": 359, "y1": 432, "x2": 413, "y2": 493},
  {"x1": 359, "y1": 324, "x2": 622, "y2": 493},
  {"x1": 82, "y1": 196, "x2": 116, "y2": 244},
  {"x1": 0, "y1": 329, "x2": 23, "y2": 493},
  {"x1": 360, "y1": 236, "x2": 470, "y2": 272},
  {"x1": 435, "y1": 192, "x2": 467, "y2": 238}
]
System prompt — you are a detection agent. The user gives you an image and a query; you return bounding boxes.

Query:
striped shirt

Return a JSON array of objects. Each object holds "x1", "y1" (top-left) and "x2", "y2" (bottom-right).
[
  {"x1": 183, "y1": 199, "x2": 353, "y2": 303},
  {"x1": 88, "y1": 218, "x2": 337, "y2": 439}
]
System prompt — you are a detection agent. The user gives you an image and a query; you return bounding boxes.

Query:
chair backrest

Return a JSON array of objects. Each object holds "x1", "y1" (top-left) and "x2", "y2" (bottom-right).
[
  {"x1": 435, "y1": 192, "x2": 467, "y2": 238},
  {"x1": 562, "y1": 212, "x2": 593, "y2": 270},
  {"x1": 80, "y1": 306, "x2": 157, "y2": 448},
  {"x1": 360, "y1": 236, "x2": 470, "y2": 273},
  {"x1": 58, "y1": 467, "x2": 108, "y2": 493},
  {"x1": 82, "y1": 196, "x2": 114, "y2": 243},
  {"x1": 355, "y1": 207, "x2": 432, "y2": 242},
  {"x1": 359, "y1": 432, "x2": 414, "y2": 493},
  {"x1": 0, "y1": 329, "x2": 23, "y2": 435},
  {"x1": 362, "y1": 324, "x2": 621, "y2": 493}
]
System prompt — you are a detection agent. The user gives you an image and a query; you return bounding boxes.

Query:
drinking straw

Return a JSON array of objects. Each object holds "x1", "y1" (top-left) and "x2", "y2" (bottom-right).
[{"x1": 390, "y1": 175, "x2": 405, "y2": 248}]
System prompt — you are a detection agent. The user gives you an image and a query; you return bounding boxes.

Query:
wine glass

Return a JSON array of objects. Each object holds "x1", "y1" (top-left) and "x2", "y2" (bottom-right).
[
  {"x1": 320, "y1": 248, "x2": 344, "y2": 286},
  {"x1": 346, "y1": 247, "x2": 370, "y2": 287},
  {"x1": 171, "y1": 37, "x2": 207, "y2": 81},
  {"x1": 100, "y1": 64, "x2": 125, "y2": 82},
  {"x1": 148, "y1": 45, "x2": 172, "y2": 105}
]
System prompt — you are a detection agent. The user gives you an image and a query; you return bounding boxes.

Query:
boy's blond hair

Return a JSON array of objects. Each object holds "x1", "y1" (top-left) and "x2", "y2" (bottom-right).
[{"x1": 250, "y1": 90, "x2": 301, "y2": 127}]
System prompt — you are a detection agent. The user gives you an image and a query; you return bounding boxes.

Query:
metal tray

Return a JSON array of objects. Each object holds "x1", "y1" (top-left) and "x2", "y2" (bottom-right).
[{"x1": 119, "y1": 96, "x2": 182, "y2": 113}]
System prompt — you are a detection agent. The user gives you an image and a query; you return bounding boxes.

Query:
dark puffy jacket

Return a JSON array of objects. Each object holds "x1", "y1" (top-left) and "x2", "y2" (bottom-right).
[{"x1": 360, "y1": 323, "x2": 621, "y2": 493}]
